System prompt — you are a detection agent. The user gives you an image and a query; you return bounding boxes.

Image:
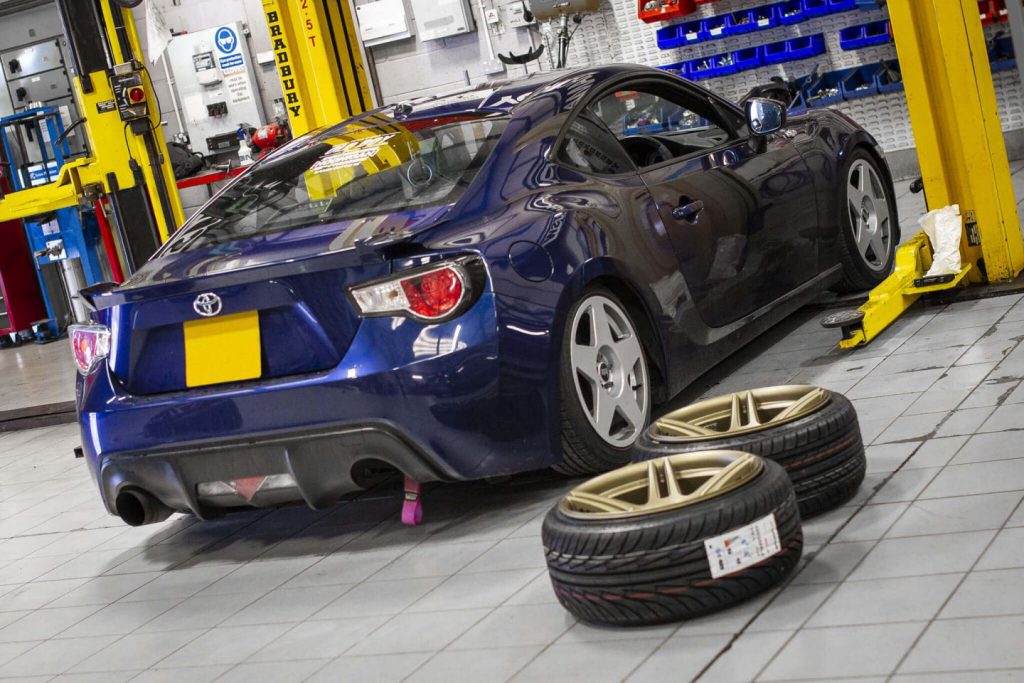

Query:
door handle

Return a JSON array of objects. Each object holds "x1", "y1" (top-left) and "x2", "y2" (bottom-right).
[{"x1": 671, "y1": 200, "x2": 705, "y2": 222}]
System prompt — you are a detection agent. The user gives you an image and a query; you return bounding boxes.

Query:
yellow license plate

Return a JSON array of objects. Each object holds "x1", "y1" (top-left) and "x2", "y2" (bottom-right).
[{"x1": 184, "y1": 310, "x2": 262, "y2": 388}]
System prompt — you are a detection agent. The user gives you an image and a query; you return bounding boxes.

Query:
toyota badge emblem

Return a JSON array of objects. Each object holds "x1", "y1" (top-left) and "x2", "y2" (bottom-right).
[{"x1": 193, "y1": 292, "x2": 223, "y2": 318}]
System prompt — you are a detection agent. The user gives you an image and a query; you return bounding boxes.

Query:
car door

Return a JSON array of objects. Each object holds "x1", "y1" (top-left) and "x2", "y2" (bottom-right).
[{"x1": 586, "y1": 80, "x2": 819, "y2": 328}]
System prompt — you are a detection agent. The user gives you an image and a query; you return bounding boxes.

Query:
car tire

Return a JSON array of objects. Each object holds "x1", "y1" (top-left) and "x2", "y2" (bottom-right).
[
  {"x1": 633, "y1": 386, "x2": 865, "y2": 519},
  {"x1": 543, "y1": 452, "x2": 802, "y2": 627},
  {"x1": 555, "y1": 288, "x2": 652, "y2": 476},
  {"x1": 835, "y1": 148, "x2": 899, "y2": 292}
]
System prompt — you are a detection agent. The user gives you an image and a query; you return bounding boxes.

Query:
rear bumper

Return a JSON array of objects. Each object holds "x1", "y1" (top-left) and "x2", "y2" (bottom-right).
[
  {"x1": 95, "y1": 423, "x2": 455, "y2": 518},
  {"x1": 77, "y1": 292, "x2": 561, "y2": 517}
]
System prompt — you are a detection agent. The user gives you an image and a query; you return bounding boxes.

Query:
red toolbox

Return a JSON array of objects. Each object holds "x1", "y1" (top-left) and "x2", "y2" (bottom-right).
[{"x1": 0, "y1": 219, "x2": 46, "y2": 335}]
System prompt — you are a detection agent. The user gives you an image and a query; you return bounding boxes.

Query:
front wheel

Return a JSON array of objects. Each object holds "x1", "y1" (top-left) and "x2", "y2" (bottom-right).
[
  {"x1": 556, "y1": 288, "x2": 651, "y2": 476},
  {"x1": 835, "y1": 150, "x2": 898, "y2": 292}
]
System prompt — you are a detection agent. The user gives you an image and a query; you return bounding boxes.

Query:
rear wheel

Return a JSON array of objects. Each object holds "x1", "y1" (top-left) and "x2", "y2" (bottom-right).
[
  {"x1": 556, "y1": 289, "x2": 651, "y2": 476},
  {"x1": 836, "y1": 150, "x2": 897, "y2": 292}
]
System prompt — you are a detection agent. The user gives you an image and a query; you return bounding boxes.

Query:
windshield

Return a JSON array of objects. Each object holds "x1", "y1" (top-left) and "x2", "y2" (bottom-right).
[{"x1": 161, "y1": 112, "x2": 510, "y2": 254}]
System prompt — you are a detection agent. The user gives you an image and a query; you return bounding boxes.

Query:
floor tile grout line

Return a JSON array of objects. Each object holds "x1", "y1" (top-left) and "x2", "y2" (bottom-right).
[
  {"x1": 742, "y1": 439, "x2": 946, "y2": 682},
  {"x1": 14, "y1": 509, "x2": 288, "y2": 677},
  {"x1": 884, "y1": 506, "x2": 1016, "y2": 681}
]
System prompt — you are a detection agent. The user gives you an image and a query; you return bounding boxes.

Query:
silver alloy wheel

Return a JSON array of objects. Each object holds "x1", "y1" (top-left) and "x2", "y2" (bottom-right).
[
  {"x1": 569, "y1": 295, "x2": 650, "y2": 448},
  {"x1": 847, "y1": 158, "x2": 892, "y2": 272}
]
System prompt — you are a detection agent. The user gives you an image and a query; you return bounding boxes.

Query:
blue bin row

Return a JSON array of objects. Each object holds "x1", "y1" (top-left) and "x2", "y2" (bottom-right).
[
  {"x1": 792, "y1": 61, "x2": 901, "y2": 111},
  {"x1": 656, "y1": 0, "x2": 858, "y2": 50},
  {"x1": 838, "y1": 20, "x2": 890, "y2": 50},
  {"x1": 792, "y1": 45, "x2": 1015, "y2": 112},
  {"x1": 660, "y1": 34, "x2": 826, "y2": 80}
]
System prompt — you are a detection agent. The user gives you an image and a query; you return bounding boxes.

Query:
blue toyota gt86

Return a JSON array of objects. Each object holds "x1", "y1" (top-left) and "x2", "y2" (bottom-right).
[{"x1": 72, "y1": 64, "x2": 898, "y2": 525}]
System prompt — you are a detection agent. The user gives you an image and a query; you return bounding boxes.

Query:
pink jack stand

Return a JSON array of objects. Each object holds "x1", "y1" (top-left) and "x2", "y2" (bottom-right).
[{"x1": 401, "y1": 476, "x2": 423, "y2": 526}]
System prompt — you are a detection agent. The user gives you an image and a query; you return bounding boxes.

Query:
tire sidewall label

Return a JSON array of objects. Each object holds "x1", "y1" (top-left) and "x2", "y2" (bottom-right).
[{"x1": 704, "y1": 513, "x2": 782, "y2": 579}]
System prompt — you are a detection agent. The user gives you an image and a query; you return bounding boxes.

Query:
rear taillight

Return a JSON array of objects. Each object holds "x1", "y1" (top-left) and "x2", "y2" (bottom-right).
[
  {"x1": 350, "y1": 260, "x2": 474, "y2": 322},
  {"x1": 69, "y1": 324, "x2": 111, "y2": 376}
]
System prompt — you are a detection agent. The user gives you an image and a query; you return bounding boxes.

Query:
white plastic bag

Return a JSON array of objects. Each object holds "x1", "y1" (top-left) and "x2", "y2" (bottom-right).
[{"x1": 920, "y1": 204, "x2": 962, "y2": 277}]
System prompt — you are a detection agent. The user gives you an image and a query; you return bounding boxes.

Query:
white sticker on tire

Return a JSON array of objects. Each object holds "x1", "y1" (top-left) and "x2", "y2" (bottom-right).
[{"x1": 704, "y1": 513, "x2": 782, "y2": 579}]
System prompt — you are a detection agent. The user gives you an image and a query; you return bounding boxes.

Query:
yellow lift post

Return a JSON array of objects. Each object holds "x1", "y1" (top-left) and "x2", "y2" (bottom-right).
[
  {"x1": 0, "y1": 0, "x2": 185, "y2": 274},
  {"x1": 262, "y1": 0, "x2": 376, "y2": 137},
  {"x1": 834, "y1": 0, "x2": 1024, "y2": 349}
]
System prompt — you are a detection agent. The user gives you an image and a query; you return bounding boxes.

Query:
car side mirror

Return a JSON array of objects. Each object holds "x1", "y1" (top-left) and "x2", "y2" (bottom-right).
[{"x1": 745, "y1": 98, "x2": 787, "y2": 137}]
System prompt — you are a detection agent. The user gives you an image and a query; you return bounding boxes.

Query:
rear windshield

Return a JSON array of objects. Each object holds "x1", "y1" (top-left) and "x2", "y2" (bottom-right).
[{"x1": 160, "y1": 112, "x2": 510, "y2": 254}]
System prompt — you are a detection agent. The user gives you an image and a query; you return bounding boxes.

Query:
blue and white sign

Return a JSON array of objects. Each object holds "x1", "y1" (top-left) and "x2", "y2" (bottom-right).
[
  {"x1": 215, "y1": 26, "x2": 238, "y2": 54},
  {"x1": 219, "y1": 54, "x2": 244, "y2": 69}
]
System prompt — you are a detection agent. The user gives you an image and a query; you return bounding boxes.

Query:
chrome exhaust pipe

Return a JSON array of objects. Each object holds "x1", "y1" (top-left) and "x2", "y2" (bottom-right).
[{"x1": 114, "y1": 490, "x2": 173, "y2": 526}]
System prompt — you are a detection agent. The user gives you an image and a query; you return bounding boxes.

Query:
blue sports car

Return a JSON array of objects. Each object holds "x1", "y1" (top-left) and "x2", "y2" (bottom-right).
[{"x1": 72, "y1": 64, "x2": 897, "y2": 526}]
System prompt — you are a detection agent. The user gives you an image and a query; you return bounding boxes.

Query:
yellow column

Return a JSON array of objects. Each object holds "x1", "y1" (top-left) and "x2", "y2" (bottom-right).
[
  {"x1": 889, "y1": 0, "x2": 1024, "y2": 282},
  {"x1": 263, "y1": 0, "x2": 375, "y2": 137}
]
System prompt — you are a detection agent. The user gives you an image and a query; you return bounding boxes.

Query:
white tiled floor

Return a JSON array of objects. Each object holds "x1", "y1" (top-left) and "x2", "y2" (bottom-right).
[
  {"x1": 1, "y1": 292, "x2": 1023, "y2": 681},
  {"x1": 4, "y1": 186, "x2": 1024, "y2": 680},
  {"x1": 0, "y1": 343, "x2": 76, "y2": 413}
]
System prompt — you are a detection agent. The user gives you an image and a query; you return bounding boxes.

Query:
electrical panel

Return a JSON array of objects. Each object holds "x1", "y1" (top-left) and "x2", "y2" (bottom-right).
[
  {"x1": 409, "y1": 0, "x2": 475, "y2": 41},
  {"x1": 166, "y1": 22, "x2": 265, "y2": 156},
  {"x1": 355, "y1": 0, "x2": 414, "y2": 46},
  {"x1": 1, "y1": 37, "x2": 84, "y2": 157}
]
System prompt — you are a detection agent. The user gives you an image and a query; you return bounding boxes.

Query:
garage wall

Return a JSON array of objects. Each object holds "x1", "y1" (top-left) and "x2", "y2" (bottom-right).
[
  {"x1": 360, "y1": 0, "x2": 621, "y2": 101},
  {"x1": 0, "y1": 2, "x2": 68, "y2": 119},
  {"x1": 364, "y1": 0, "x2": 1024, "y2": 160},
  {"x1": 130, "y1": 0, "x2": 284, "y2": 141}
]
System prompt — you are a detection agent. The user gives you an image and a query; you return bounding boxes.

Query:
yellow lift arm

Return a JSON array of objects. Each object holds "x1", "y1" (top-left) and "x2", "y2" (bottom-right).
[
  {"x1": 0, "y1": 0, "x2": 184, "y2": 273},
  {"x1": 836, "y1": 0, "x2": 1024, "y2": 349}
]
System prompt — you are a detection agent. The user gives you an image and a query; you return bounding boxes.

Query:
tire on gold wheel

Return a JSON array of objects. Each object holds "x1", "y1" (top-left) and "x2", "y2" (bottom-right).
[
  {"x1": 634, "y1": 386, "x2": 865, "y2": 518},
  {"x1": 542, "y1": 452, "x2": 802, "y2": 626}
]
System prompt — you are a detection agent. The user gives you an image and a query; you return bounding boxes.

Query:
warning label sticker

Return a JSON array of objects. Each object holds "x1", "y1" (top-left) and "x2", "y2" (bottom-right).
[{"x1": 704, "y1": 513, "x2": 782, "y2": 579}]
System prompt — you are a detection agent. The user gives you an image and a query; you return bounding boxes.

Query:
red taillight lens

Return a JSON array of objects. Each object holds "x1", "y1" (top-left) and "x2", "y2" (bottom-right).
[
  {"x1": 69, "y1": 324, "x2": 111, "y2": 376},
  {"x1": 400, "y1": 268, "x2": 464, "y2": 318},
  {"x1": 349, "y1": 261, "x2": 472, "y2": 322}
]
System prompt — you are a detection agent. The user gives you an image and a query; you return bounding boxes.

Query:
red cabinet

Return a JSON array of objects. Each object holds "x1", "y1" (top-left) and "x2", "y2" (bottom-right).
[{"x1": 0, "y1": 219, "x2": 46, "y2": 334}]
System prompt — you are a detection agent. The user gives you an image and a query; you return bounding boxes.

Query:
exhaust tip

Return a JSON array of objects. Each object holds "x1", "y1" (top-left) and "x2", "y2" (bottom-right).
[{"x1": 115, "y1": 490, "x2": 172, "y2": 526}]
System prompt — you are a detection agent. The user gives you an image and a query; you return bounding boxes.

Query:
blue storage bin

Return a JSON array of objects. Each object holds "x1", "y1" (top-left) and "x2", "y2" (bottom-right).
[
  {"x1": 752, "y1": 4, "x2": 781, "y2": 30},
  {"x1": 788, "y1": 89, "x2": 808, "y2": 115},
  {"x1": 763, "y1": 38, "x2": 790, "y2": 64},
  {"x1": 838, "y1": 24, "x2": 865, "y2": 50},
  {"x1": 874, "y1": 59, "x2": 904, "y2": 93},
  {"x1": 656, "y1": 25, "x2": 681, "y2": 50},
  {"x1": 840, "y1": 20, "x2": 890, "y2": 50},
  {"x1": 802, "y1": 0, "x2": 828, "y2": 17},
  {"x1": 786, "y1": 34, "x2": 827, "y2": 61},
  {"x1": 657, "y1": 60, "x2": 688, "y2": 77},
  {"x1": 725, "y1": 9, "x2": 758, "y2": 35},
  {"x1": 827, "y1": 0, "x2": 857, "y2": 13},
  {"x1": 686, "y1": 57, "x2": 715, "y2": 80},
  {"x1": 680, "y1": 19, "x2": 704, "y2": 45},
  {"x1": 805, "y1": 70, "x2": 846, "y2": 107},
  {"x1": 989, "y1": 35, "x2": 1016, "y2": 72},
  {"x1": 703, "y1": 15, "x2": 729, "y2": 40},
  {"x1": 687, "y1": 53, "x2": 738, "y2": 80},
  {"x1": 732, "y1": 46, "x2": 763, "y2": 71},
  {"x1": 778, "y1": 0, "x2": 805, "y2": 24},
  {"x1": 854, "y1": 0, "x2": 880, "y2": 7},
  {"x1": 840, "y1": 65, "x2": 878, "y2": 99}
]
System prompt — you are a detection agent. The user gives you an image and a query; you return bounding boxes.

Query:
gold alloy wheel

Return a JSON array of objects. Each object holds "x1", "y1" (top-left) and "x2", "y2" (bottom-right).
[
  {"x1": 560, "y1": 451, "x2": 764, "y2": 520},
  {"x1": 651, "y1": 385, "x2": 832, "y2": 442}
]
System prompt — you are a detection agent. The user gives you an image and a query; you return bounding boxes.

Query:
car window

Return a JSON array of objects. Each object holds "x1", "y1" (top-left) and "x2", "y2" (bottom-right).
[
  {"x1": 160, "y1": 113, "x2": 509, "y2": 254},
  {"x1": 558, "y1": 116, "x2": 637, "y2": 176},
  {"x1": 586, "y1": 84, "x2": 744, "y2": 169}
]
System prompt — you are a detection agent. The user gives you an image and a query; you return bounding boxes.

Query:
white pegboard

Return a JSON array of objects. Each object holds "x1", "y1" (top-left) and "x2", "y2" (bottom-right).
[{"x1": 519, "y1": 0, "x2": 1024, "y2": 154}]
